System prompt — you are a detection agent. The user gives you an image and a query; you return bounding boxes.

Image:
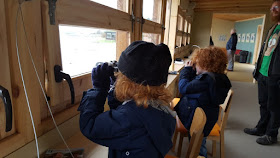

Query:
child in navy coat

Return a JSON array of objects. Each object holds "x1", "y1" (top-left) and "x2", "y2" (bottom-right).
[
  {"x1": 78, "y1": 41, "x2": 176, "y2": 158},
  {"x1": 174, "y1": 47, "x2": 232, "y2": 157}
]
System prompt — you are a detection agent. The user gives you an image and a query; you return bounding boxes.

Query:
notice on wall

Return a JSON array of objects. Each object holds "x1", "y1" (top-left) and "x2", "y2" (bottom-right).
[
  {"x1": 246, "y1": 33, "x2": 250, "y2": 43},
  {"x1": 241, "y1": 34, "x2": 245, "y2": 42},
  {"x1": 238, "y1": 34, "x2": 241, "y2": 42},
  {"x1": 250, "y1": 33, "x2": 255, "y2": 43},
  {"x1": 219, "y1": 35, "x2": 226, "y2": 41}
]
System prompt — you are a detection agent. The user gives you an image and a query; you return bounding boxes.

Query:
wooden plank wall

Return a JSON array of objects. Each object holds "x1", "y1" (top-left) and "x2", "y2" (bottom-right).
[
  {"x1": 0, "y1": 0, "x2": 45, "y2": 156},
  {"x1": 0, "y1": 0, "x2": 15, "y2": 140}
]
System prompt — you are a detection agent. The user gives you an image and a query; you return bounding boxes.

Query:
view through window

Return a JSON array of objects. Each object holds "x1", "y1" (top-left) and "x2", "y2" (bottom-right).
[
  {"x1": 143, "y1": 0, "x2": 162, "y2": 23},
  {"x1": 59, "y1": 25, "x2": 117, "y2": 77},
  {"x1": 90, "y1": 0, "x2": 128, "y2": 12}
]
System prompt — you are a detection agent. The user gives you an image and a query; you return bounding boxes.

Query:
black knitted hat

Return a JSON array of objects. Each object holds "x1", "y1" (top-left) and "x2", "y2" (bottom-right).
[{"x1": 118, "y1": 41, "x2": 172, "y2": 86}]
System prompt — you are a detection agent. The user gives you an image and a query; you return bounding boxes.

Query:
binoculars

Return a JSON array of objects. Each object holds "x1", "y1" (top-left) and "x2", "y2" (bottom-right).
[{"x1": 96, "y1": 60, "x2": 118, "y2": 72}]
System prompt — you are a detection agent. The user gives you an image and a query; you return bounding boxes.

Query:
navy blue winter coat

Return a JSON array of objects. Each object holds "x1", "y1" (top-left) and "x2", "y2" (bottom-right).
[
  {"x1": 78, "y1": 88, "x2": 176, "y2": 158},
  {"x1": 174, "y1": 67, "x2": 231, "y2": 136},
  {"x1": 226, "y1": 33, "x2": 238, "y2": 50}
]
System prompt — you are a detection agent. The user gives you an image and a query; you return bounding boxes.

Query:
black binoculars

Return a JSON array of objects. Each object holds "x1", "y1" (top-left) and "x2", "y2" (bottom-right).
[{"x1": 96, "y1": 60, "x2": 118, "y2": 72}]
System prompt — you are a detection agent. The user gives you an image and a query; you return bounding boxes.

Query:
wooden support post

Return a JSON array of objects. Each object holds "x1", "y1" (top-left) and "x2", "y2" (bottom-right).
[
  {"x1": 168, "y1": 0, "x2": 180, "y2": 71},
  {"x1": 132, "y1": 0, "x2": 143, "y2": 41},
  {"x1": 161, "y1": 0, "x2": 167, "y2": 43}
]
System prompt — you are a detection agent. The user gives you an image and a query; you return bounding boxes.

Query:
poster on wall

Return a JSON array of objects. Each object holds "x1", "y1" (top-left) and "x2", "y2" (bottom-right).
[
  {"x1": 241, "y1": 34, "x2": 245, "y2": 42},
  {"x1": 246, "y1": 33, "x2": 250, "y2": 42},
  {"x1": 238, "y1": 34, "x2": 241, "y2": 42},
  {"x1": 219, "y1": 35, "x2": 226, "y2": 41},
  {"x1": 250, "y1": 33, "x2": 255, "y2": 43}
]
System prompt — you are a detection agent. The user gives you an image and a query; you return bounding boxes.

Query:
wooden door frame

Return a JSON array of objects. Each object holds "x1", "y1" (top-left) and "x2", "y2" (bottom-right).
[{"x1": 252, "y1": 25, "x2": 263, "y2": 64}]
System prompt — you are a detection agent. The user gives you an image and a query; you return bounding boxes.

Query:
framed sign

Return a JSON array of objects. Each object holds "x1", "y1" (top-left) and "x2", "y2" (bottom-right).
[
  {"x1": 250, "y1": 33, "x2": 255, "y2": 43},
  {"x1": 241, "y1": 34, "x2": 245, "y2": 42},
  {"x1": 238, "y1": 34, "x2": 241, "y2": 42},
  {"x1": 246, "y1": 33, "x2": 250, "y2": 43},
  {"x1": 219, "y1": 35, "x2": 226, "y2": 41}
]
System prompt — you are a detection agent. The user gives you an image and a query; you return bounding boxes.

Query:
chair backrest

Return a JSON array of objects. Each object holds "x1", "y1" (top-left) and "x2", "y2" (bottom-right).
[
  {"x1": 217, "y1": 89, "x2": 233, "y2": 133},
  {"x1": 186, "y1": 107, "x2": 207, "y2": 158}
]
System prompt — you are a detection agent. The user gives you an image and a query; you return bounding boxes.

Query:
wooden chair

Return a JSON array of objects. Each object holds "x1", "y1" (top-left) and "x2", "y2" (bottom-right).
[
  {"x1": 207, "y1": 89, "x2": 233, "y2": 158},
  {"x1": 171, "y1": 98, "x2": 189, "y2": 157},
  {"x1": 166, "y1": 107, "x2": 206, "y2": 158}
]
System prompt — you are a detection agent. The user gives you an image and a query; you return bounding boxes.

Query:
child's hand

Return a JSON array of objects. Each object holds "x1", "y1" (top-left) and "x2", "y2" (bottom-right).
[
  {"x1": 185, "y1": 60, "x2": 194, "y2": 67},
  {"x1": 91, "y1": 63, "x2": 114, "y2": 90}
]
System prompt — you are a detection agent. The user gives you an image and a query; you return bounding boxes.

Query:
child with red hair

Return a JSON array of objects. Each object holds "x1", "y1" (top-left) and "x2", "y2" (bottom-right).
[
  {"x1": 175, "y1": 46, "x2": 232, "y2": 157},
  {"x1": 78, "y1": 41, "x2": 176, "y2": 158}
]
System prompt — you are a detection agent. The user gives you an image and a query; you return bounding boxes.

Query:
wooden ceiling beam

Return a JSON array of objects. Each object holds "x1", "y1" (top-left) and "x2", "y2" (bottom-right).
[
  {"x1": 213, "y1": 13, "x2": 264, "y2": 16},
  {"x1": 191, "y1": 0, "x2": 269, "y2": 3},
  {"x1": 194, "y1": 7, "x2": 268, "y2": 13},
  {"x1": 195, "y1": 6, "x2": 269, "y2": 10},
  {"x1": 196, "y1": 5, "x2": 269, "y2": 9},
  {"x1": 195, "y1": 5, "x2": 269, "y2": 10},
  {"x1": 196, "y1": 2, "x2": 270, "y2": 7},
  {"x1": 190, "y1": 0, "x2": 270, "y2": 13},
  {"x1": 213, "y1": 13, "x2": 265, "y2": 21}
]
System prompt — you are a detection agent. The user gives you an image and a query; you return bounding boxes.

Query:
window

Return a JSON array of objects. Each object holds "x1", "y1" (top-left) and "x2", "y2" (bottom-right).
[
  {"x1": 184, "y1": 20, "x2": 188, "y2": 32},
  {"x1": 42, "y1": 0, "x2": 168, "y2": 117},
  {"x1": 182, "y1": 36, "x2": 187, "y2": 46},
  {"x1": 176, "y1": 8, "x2": 191, "y2": 46},
  {"x1": 143, "y1": 0, "x2": 163, "y2": 23},
  {"x1": 59, "y1": 25, "x2": 118, "y2": 77},
  {"x1": 187, "y1": 22, "x2": 191, "y2": 44},
  {"x1": 142, "y1": 0, "x2": 166, "y2": 44},
  {"x1": 42, "y1": 0, "x2": 131, "y2": 114},
  {"x1": 177, "y1": 15, "x2": 183, "y2": 31},
  {"x1": 90, "y1": 0, "x2": 128, "y2": 12},
  {"x1": 176, "y1": 35, "x2": 182, "y2": 47}
]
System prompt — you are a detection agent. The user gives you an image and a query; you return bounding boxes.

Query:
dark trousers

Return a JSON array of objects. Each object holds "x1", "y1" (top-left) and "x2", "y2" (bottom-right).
[{"x1": 256, "y1": 73, "x2": 280, "y2": 137}]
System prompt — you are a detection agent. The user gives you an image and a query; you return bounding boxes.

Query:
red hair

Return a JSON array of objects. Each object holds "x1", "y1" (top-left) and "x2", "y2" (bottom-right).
[
  {"x1": 115, "y1": 73, "x2": 172, "y2": 108},
  {"x1": 191, "y1": 46, "x2": 228, "y2": 74}
]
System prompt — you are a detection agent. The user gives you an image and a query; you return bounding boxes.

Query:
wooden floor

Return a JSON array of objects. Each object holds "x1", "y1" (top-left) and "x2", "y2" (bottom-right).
[{"x1": 226, "y1": 62, "x2": 255, "y2": 83}]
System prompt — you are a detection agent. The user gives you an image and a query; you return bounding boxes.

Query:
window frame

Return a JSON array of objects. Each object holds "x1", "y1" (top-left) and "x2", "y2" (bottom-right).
[
  {"x1": 173, "y1": 7, "x2": 192, "y2": 60},
  {"x1": 42, "y1": 0, "x2": 132, "y2": 112},
  {"x1": 142, "y1": 0, "x2": 167, "y2": 43},
  {"x1": 42, "y1": 0, "x2": 170, "y2": 117}
]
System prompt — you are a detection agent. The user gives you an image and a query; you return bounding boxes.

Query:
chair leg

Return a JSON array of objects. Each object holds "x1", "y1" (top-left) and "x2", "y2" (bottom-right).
[
  {"x1": 172, "y1": 130, "x2": 178, "y2": 152},
  {"x1": 207, "y1": 140, "x2": 216, "y2": 158},
  {"x1": 220, "y1": 135, "x2": 224, "y2": 158},
  {"x1": 212, "y1": 140, "x2": 217, "y2": 158},
  {"x1": 177, "y1": 133, "x2": 184, "y2": 157}
]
